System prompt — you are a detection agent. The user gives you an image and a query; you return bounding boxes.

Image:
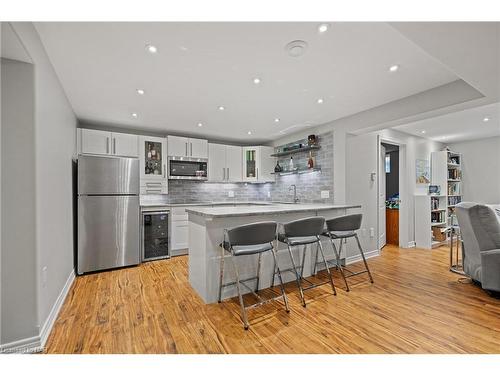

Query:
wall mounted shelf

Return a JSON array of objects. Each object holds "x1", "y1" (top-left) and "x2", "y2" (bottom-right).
[
  {"x1": 271, "y1": 167, "x2": 321, "y2": 176},
  {"x1": 271, "y1": 144, "x2": 321, "y2": 157}
]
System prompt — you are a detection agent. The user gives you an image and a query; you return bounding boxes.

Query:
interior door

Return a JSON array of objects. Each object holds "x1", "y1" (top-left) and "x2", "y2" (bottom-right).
[
  {"x1": 379, "y1": 144, "x2": 387, "y2": 249},
  {"x1": 226, "y1": 145, "x2": 243, "y2": 182},
  {"x1": 346, "y1": 133, "x2": 379, "y2": 257},
  {"x1": 112, "y1": 132, "x2": 138, "y2": 157},
  {"x1": 208, "y1": 143, "x2": 226, "y2": 181}
]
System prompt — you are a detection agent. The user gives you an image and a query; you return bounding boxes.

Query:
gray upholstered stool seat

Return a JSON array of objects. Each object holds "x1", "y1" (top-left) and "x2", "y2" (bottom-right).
[
  {"x1": 318, "y1": 214, "x2": 374, "y2": 292},
  {"x1": 278, "y1": 234, "x2": 319, "y2": 246},
  {"x1": 232, "y1": 243, "x2": 273, "y2": 256},
  {"x1": 218, "y1": 221, "x2": 289, "y2": 330},
  {"x1": 273, "y1": 216, "x2": 336, "y2": 307},
  {"x1": 323, "y1": 230, "x2": 356, "y2": 239}
]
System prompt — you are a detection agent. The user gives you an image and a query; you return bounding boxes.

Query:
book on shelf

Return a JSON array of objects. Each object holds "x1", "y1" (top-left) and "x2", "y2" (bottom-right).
[
  {"x1": 448, "y1": 196, "x2": 462, "y2": 206},
  {"x1": 448, "y1": 168, "x2": 461, "y2": 179},
  {"x1": 431, "y1": 211, "x2": 446, "y2": 223},
  {"x1": 431, "y1": 197, "x2": 441, "y2": 210}
]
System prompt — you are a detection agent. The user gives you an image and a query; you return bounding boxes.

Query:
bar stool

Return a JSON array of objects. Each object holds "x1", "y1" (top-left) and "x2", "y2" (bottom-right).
[
  {"x1": 318, "y1": 214, "x2": 374, "y2": 291},
  {"x1": 218, "y1": 221, "x2": 290, "y2": 330},
  {"x1": 272, "y1": 216, "x2": 336, "y2": 307}
]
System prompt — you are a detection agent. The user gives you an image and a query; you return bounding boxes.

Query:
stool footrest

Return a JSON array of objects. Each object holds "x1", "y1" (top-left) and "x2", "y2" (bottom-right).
[
  {"x1": 301, "y1": 280, "x2": 331, "y2": 291},
  {"x1": 221, "y1": 275, "x2": 258, "y2": 289},
  {"x1": 344, "y1": 269, "x2": 369, "y2": 278}
]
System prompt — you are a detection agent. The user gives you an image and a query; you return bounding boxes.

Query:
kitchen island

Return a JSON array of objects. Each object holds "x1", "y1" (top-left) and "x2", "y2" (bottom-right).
[{"x1": 186, "y1": 203, "x2": 361, "y2": 303}]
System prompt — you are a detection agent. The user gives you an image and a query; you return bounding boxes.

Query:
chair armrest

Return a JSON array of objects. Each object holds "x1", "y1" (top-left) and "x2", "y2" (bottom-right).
[{"x1": 480, "y1": 249, "x2": 500, "y2": 292}]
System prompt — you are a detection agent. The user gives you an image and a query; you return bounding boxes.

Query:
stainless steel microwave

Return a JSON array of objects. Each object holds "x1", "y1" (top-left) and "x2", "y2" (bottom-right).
[{"x1": 168, "y1": 156, "x2": 208, "y2": 180}]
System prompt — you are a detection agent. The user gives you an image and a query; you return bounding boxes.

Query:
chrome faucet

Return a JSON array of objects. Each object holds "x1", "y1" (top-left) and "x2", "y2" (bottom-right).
[{"x1": 289, "y1": 184, "x2": 299, "y2": 203}]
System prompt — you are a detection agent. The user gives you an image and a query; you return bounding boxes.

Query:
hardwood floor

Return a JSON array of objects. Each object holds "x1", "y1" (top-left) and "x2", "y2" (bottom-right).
[{"x1": 44, "y1": 245, "x2": 500, "y2": 354}]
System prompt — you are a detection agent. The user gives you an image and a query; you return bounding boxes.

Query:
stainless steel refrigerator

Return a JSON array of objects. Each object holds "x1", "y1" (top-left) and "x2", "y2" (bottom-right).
[{"x1": 77, "y1": 154, "x2": 140, "y2": 275}]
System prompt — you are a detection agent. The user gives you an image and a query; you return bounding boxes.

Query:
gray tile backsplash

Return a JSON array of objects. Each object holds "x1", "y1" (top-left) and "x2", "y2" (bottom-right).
[{"x1": 140, "y1": 131, "x2": 333, "y2": 205}]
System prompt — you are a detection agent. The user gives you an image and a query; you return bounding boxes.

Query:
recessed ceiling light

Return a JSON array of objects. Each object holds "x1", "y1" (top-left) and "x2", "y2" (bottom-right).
[
  {"x1": 483, "y1": 117, "x2": 490, "y2": 122},
  {"x1": 136, "y1": 89, "x2": 145, "y2": 95},
  {"x1": 131, "y1": 113, "x2": 138, "y2": 118},
  {"x1": 218, "y1": 106, "x2": 225, "y2": 111},
  {"x1": 389, "y1": 64, "x2": 399, "y2": 72},
  {"x1": 253, "y1": 78, "x2": 261, "y2": 84},
  {"x1": 197, "y1": 123, "x2": 203, "y2": 127},
  {"x1": 421, "y1": 130, "x2": 426, "y2": 134},
  {"x1": 247, "y1": 131, "x2": 252, "y2": 135},
  {"x1": 317, "y1": 98, "x2": 324, "y2": 104},
  {"x1": 274, "y1": 118, "x2": 280, "y2": 123},
  {"x1": 146, "y1": 44, "x2": 158, "y2": 54},
  {"x1": 318, "y1": 23, "x2": 329, "y2": 33}
]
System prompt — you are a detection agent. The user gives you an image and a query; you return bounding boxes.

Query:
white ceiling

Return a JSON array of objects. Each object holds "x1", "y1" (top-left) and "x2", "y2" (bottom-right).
[
  {"x1": 394, "y1": 101, "x2": 500, "y2": 143},
  {"x1": 34, "y1": 22, "x2": 461, "y2": 143}
]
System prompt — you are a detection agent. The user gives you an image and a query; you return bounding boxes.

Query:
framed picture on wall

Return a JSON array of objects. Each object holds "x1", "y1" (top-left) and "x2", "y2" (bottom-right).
[{"x1": 416, "y1": 159, "x2": 430, "y2": 184}]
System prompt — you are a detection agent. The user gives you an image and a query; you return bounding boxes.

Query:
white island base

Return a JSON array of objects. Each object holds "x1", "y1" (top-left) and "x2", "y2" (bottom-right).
[{"x1": 186, "y1": 204, "x2": 362, "y2": 303}]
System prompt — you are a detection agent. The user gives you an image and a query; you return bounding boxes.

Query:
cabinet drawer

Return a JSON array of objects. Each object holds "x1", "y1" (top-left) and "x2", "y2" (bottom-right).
[{"x1": 140, "y1": 181, "x2": 167, "y2": 195}]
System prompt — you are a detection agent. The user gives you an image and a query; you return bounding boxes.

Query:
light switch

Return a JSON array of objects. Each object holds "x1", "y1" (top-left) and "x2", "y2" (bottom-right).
[{"x1": 321, "y1": 190, "x2": 330, "y2": 199}]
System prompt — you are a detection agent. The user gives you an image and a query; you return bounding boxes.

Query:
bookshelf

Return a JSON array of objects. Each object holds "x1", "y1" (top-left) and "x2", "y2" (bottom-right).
[{"x1": 415, "y1": 150, "x2": 463, "y2": 249}]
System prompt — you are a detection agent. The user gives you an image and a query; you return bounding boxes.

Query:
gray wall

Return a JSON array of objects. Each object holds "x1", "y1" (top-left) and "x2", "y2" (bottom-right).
[
  {"x1": 449, "y1": 136, "x2": 500, "y2": 204},
  {"x1": 1, "y1": 58, "x2": 38, "y2": 344},
  {"x1": 142, "y1": 131, "x2": 334, "y2": 205},
  {"x1": 1, "y1": 23, "x2": 77, "y2": 347}
]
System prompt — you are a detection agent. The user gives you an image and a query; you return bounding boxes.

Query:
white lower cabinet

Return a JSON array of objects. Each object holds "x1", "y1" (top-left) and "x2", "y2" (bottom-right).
[{"x1": 171, "y1": 220, "x2": 189, "y2": 253}]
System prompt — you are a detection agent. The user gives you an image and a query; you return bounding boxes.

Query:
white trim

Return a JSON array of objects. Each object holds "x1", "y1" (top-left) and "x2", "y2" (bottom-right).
[
  {"x1": 0, "y1": 335, "x2": 42, "y2": 354},
  {"x1": 346, "y1": 249, "x2": 380, "y2": 265},
  {"x1": 0, "y1": 270, "x2": 75, "y2": 354},
  {"x1": 39, "y1": 270, "x2": 75, "y2": 348}
]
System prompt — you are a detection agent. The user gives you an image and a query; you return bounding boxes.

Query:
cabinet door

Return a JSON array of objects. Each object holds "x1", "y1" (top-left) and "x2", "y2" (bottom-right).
[
  {"x1": 226, "y1": 145, "x2": 243, "y2": 182},
  {"x1": 242, "y1": 147, "x2": 259, "y2": 182},
  {"x1": 140, "y1": 136, "x2": 167, "y2": 181},
  {"x1": 208, "y1": 143, "x2": 226, "y2": 182},
  {"x1": 112, "y1": 132, "x2": 138, "y2": 157},
  {"x1": 80, "y1": 129, "x2": 111, "y2": 155},
  {"x1": 257, "y1": 146, "x2": 275, "y2": 182},
  {"x1": 167, "y1": 136, "x2": 189, "y2": 157},
  {"x1": 189, "y1": 138, "x2": 208, "y2": 158},
  {"x1": 171, "y1": 221, "x2": 189, "y2": 250}
]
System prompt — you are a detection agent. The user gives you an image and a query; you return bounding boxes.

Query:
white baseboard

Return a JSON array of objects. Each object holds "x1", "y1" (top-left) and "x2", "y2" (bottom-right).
[
  {"x1": 39, "y1": 270, "x2": 75, "y2": 348},
  {"x1": 346, "y1": 249, "x2": 380, "y2": 265},
  {"x1": 0, "y1": 270, "x2": 75, "y2": 354},
  {"x1": 0, "y1": 335, "x2": 42, "y2": 354}
]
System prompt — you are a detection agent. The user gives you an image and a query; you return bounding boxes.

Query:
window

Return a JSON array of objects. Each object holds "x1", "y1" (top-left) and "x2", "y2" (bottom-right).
[{"x1": 385, "y1": 154, "x2": 391, "y2": 173}]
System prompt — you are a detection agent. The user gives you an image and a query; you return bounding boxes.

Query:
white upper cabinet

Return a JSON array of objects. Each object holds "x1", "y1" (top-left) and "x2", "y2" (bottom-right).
[
  {"x1": 111, "y1": 132, "x2": 139, "y2": 157},
  {"x1": 167, "y1": 135, "x2": 208, "y2": 158},
  {"x1": 80, "y1": 128, "x2": 111, "y2": 155},
  {"x1": 78, "y1": 129, "x2": 138, "y2": 157},
  {"x1": 208, "y1": 143, "x2": 243, "y2": 182},
  {"x1": 208, "y1": 143, "x2": 226, "y2": 182},
  {"x1": 167, "y1": 136, "x2": 189, "y2": 157},
  {"x1": 242, "y1": 146, "x2": 274, "y2": 183},
  {"x1": 189, "y1": 138, "x2": 208, "y2": 159},
  {"x1": 226, "y1": 145, "x2": 243, "y2": 182}
]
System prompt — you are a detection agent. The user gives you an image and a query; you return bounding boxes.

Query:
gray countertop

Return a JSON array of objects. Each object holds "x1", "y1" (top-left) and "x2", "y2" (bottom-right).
[
  {"x1": 185, "y1": 203, "x2": 361, "y2": 218},
  {"x1": 140, "y1": 201, "x2": 273, "y2": 209}
]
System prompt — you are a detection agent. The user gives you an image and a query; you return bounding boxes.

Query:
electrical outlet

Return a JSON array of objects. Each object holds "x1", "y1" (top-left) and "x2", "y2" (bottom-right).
[
  {"x1": 370, "y1": 228, "x2": 375, "y2": 238},
  {"x1": 228, "y1": 191, "x2": 234, "y2": 198},
  {"x1": 321, "y1": 190, "x2": 330, "y2": 199},
  {"x1": 42, "y1": 266, "x2": 48, "y2": 287}
]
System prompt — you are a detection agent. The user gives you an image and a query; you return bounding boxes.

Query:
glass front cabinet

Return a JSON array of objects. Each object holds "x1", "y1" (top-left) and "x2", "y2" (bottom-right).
[
  {"x1": 242, "y1": 146, "x2": 275, "y2": 183},
  {"x1": 139, "y1": 136, "x2": 168, "y2": 194}
]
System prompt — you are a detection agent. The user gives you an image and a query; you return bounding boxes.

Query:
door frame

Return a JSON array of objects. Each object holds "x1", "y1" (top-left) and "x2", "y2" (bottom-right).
[{"x1": 378, "y1": 136, "x2": 409, "y2": 249}]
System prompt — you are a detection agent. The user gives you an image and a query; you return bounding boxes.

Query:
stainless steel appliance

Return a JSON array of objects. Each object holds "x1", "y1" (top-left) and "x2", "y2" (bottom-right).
[
  {"x1": 168, "y1": 156, "x2": 208, "y2": 180},
  {"x1": 141, "y1": 210, "x2": 170, "y2": 261},
  {"x1": 77, "y1": 155, "x2": 140, "y2": 275}
]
